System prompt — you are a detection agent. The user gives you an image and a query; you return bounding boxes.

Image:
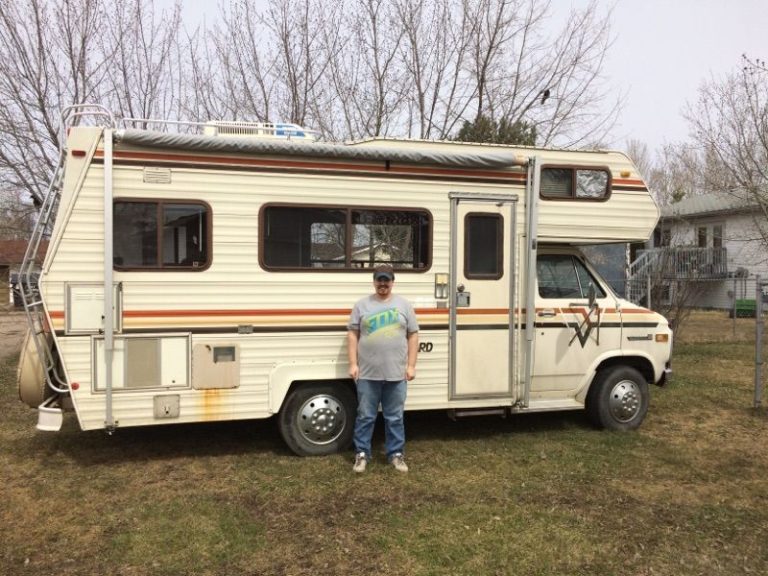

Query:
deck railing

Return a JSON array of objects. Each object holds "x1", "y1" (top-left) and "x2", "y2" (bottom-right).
[
  {"x1": 626, "y1": 246, "x2": 728, "y2": 304},
  {"x1": 641, "y1": 246, "x2": 728, "y2": 280}
]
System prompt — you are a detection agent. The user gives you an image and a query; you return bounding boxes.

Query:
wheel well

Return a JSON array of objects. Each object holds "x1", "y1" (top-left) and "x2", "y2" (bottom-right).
[
  {"x1": 593, "y1": 356, "x2": 654, "y2": 385},
  {"x1": 283, "y1": 379, "x2": 357, "y2": 406}
]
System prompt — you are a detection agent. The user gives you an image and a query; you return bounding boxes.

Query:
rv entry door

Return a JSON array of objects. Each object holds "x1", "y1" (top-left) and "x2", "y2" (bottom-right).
[{"x1": 449, "y1": 192, "x2": 518, "y2": 400}]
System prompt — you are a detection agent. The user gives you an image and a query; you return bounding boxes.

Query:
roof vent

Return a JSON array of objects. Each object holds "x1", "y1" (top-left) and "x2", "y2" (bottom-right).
[{"x1": 203, "y1": 121, "x2": 319, "y2": 141}]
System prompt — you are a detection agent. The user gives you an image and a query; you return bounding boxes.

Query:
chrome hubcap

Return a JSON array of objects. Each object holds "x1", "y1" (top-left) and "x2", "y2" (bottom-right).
[
  {"x1": 608, "y1": 379, "x2": 642, "y2": 422},
  {"x1": 296, "y1": 394, "x2": 346, "y2": 445}
]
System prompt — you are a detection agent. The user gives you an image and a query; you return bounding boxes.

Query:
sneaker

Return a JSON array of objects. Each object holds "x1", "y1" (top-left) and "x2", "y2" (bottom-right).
[
  {"x1": 390, "y1": 453, "x2": 408, "y2": 473},
  {"x1": 353, "y1": 452, "x2": 368, "y2": 473}
]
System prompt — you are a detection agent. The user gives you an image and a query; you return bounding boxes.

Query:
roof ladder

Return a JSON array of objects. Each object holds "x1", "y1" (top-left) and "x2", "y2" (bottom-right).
[{"x1": 19, "y1": 104, "x2": 115, "y2": 402}]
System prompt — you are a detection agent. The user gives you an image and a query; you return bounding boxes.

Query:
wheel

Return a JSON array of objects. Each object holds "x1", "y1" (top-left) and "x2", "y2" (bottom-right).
[
  {"x1": 586, "y1": 366, "x2": 649, "y2": 431},
  {"x1": 277, "y1": 383, "x2": 356, "y2": 456}
]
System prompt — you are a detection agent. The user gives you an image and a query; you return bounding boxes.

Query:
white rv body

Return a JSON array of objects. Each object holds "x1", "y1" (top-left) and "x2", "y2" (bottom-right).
[{"x1": 18, "y1": 110, "x2": 672, "y2": 455}]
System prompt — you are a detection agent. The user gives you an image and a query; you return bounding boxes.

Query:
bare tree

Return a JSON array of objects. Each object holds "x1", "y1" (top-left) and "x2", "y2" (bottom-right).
[
  {"x1": 396, "y1": 0, "x2": 471, "y2": 138},
  {"x1": 99, "y1": 0, "x2": 185, "y2": 124},
  {"x1": 394, "y1": 0, "x2": 620, "y2": 144},
  {"x1": 684, "y1": 56, "x2": 768, "y2": 250},
  {"x1": 317, "y1": 0, "x2": 407, "y2": 139},
  {"x1": 1, "y1": 0, "x2": 624, "y2": 215},
  {"x1": 686, "y1": 58, "x2": 768, "y2": 204},
  {"x1": 0, "y1": 187, "x2": 36, "y2": 240},
  {"x1": 0, "y1": 0, "x2": 106, "y2": 206},
  {"x1": 0, "y1": 0, "x2": 186, "y2": 210}
]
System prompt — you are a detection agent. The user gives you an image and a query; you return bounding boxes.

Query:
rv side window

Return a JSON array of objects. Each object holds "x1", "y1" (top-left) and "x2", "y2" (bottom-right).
[
  {"x1": 464, "y1": 213, "x2": 503, "y2": 279},
  {"x1": 541, "y1": 167, "x2": 610, "y2": 200},
  {"x1": 114, "y1": 200, "x2": 210, "y2": 270},
  {"x1": 537, "y1": 255, "x2": 606, "y2": 299},
  {"x1": 261, "y1": 204, "x2": 431, "y2": 271}
]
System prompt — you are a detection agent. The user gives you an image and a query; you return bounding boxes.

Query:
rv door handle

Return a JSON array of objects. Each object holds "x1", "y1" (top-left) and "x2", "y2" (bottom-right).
[{"x1": 537, "y1": 309, "x2": 556, "y2": 318}]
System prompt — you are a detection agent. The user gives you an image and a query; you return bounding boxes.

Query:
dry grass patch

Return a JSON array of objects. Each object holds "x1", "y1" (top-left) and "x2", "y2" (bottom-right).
[{"x1": 2, "y1": 310, "x2": 768, "y2": 575}]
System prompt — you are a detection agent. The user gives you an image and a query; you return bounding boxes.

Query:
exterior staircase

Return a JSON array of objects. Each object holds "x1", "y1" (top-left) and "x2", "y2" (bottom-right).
[{"x1": 626, "y1": 246, "x2": 728, "y2": 305}]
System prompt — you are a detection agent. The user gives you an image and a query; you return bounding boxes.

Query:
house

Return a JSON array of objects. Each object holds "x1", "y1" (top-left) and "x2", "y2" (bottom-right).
[
  {"x1": 0, "y1": 239, "x2": 47, "y2": 310},
  {"x1": 629, "y1": 193, "x2": 768, "y2": 310}
]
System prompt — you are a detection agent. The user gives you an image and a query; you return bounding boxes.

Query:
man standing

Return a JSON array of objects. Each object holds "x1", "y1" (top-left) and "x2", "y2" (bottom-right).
[{"x1": 348, "y1": 264, "x2": 419, "y2": 473}]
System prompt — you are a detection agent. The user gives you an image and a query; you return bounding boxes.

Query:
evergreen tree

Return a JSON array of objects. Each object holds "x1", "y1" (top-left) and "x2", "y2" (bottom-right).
[{"x1": 454, "y1": 115, "x2": 537, "y2": 145}]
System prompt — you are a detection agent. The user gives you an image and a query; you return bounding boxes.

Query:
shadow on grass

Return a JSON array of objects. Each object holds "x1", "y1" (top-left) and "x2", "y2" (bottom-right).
[
  {"x1": 21, "y1": 416, "x2": 287, "y2": 465},
  {"x1": 6, "y1": 348, "x2": 597, "y2": 466},
  {"x1": 21, "y1": 406, "x2": 594, "y2": 467}
]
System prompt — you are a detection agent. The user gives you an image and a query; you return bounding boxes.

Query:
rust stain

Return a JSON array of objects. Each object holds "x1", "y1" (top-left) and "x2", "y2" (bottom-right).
[{"x1": 202, "y1": 388, "x2": 222, "y2": 421}]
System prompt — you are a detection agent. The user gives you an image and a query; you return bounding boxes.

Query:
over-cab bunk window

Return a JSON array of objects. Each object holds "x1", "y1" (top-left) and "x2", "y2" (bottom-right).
[
  {"x1": 113, "y1": 200, "x2": 211, "y2": 270},
  {"x1": 260, "y1": 204, "x2": 431, "y2": 271},
  {"x1": 540, "y1": 167, "x2": 611, "y2": 200}
]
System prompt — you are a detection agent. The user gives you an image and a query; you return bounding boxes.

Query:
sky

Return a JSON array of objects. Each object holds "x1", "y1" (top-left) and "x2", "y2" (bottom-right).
[
  {"x1": 577, "y1": 0, "x2": 768, "y2": 153},
  {"x1": 172, "y1": 0, "x2": 768, "y2": 154}
]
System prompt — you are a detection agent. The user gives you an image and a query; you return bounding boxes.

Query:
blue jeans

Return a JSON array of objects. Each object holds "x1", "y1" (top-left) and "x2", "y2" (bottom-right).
[{"x1": 353, "y1": 379, "x2": 407, "y2": 460}]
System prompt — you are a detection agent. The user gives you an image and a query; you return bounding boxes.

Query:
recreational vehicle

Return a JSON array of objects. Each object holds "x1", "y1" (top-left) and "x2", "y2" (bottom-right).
[{"x1": 17, "y1": 105, "x2": 672, "y2": 456}]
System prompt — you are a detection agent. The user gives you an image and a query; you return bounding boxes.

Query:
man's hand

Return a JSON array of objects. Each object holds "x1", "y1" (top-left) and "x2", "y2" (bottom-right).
[
  {"x1": 347, "y1": 330, "x2": 360, "y2": 381},
  {"x1": 406, "y1": 366, "x2": 416, "y2": 381}
]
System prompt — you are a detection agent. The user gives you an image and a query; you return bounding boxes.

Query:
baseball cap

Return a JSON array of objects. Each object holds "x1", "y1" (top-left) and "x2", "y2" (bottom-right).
[{"x1": 373, "y1": 264, "x2": 395, "y2": 281}]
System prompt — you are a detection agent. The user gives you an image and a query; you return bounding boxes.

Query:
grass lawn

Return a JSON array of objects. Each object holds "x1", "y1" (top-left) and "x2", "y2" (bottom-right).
[{"x1": 2, "y1": 311, "x2": 768, "y2": 575}]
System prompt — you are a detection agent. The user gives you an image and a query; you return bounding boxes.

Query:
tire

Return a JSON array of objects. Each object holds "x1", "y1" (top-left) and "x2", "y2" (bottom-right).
[
  {"x1": 586, "y1": 366, "x2": 649, "y2": 431},
  {"x1": 277, "y1": 382, "x2": 356, "y2": 456}
]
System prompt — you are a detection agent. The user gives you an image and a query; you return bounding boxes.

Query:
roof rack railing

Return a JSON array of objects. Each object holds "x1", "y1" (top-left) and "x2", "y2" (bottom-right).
[
  {"x1": 121, "y1": 117, "x2": 209, "y2": 132},
  {"x1": 121, "y1": 116, "x2": 320, "y2": 141}
]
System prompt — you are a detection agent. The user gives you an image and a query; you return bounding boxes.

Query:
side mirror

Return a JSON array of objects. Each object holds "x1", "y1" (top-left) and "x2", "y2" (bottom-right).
[{"x1": 588, "y1": 283, "x2": 596, "y2": 309}]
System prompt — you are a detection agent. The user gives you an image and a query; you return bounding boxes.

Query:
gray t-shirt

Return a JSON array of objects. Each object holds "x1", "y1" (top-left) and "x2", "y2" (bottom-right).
[{"x1": 348, "y1": 294, "x2": 419, "y2": 381}]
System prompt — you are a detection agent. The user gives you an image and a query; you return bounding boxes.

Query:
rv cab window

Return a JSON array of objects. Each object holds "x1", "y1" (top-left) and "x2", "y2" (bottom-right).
[{"x1": 537, "y1": 254, "x2": 606, "y2": 299}]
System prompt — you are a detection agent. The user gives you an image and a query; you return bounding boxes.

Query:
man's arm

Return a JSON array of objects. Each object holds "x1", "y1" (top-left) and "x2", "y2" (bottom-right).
[
  {"x1": 405, "y1": 331, "x2": 419, "y2": 381},
  {"x1": 347, "y1": 329, "x2": 360, "y2": 380}
]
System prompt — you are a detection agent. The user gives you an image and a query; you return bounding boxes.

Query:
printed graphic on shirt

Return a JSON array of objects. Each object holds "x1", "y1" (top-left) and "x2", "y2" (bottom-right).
[{"x1": 363, "y1": 308, "x2": 402, "y2": 339}]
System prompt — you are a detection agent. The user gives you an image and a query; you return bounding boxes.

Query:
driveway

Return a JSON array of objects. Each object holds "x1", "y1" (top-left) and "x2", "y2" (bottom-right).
[{"x1": 0, "y1": 311, "x2": 26, "y2": 361}]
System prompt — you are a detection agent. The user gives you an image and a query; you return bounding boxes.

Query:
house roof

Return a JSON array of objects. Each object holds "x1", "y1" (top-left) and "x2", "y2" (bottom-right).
[
  {"x1": 0, "y1": 239, "x2": 47, "y2": 265},
  {"x1": 660, "y1": 193, "x2": 755, "y2": 219}
]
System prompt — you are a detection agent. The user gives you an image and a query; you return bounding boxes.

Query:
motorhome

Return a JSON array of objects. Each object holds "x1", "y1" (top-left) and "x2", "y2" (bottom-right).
[{"x1": 17, "y1": 105, "x2": 672, "y2": 456}]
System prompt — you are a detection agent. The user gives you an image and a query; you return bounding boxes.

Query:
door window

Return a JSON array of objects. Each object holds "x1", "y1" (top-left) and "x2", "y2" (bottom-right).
[{"x1": 464, "y1": 213, "x2": 503, "y2": 279}]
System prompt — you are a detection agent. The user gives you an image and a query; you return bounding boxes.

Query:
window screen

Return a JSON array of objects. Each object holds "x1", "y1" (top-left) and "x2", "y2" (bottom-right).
[
  {"x1": 465, "y1": 213, "x2": 503, "y2": 279},
  {"x1": 114, "y1": 201, "x2": 209, "y2": 269},
  {"x1": 261, "y1": 204, "x2": 430, "y2": 271},
  {"x1": 541, "y1": 168, "x2": 573, "y2": 198}
]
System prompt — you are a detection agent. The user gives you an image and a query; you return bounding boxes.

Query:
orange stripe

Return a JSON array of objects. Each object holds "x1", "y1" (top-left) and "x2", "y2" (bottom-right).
[
  {"x1": 50, "y1": 307, "x2": 450, "y2": 319},
  {"x1": 122, "y1": 308, "x2": 351, "y2": 318},
  {"x1": 457, "y1": 308, "x2": 509, "y2": 315},
  {"x1": 49, "y1": 306, "x2": 644, "y2": 321},
  {"x1": 613, "y1": 178, "x2": 646, "y2": 186}
]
